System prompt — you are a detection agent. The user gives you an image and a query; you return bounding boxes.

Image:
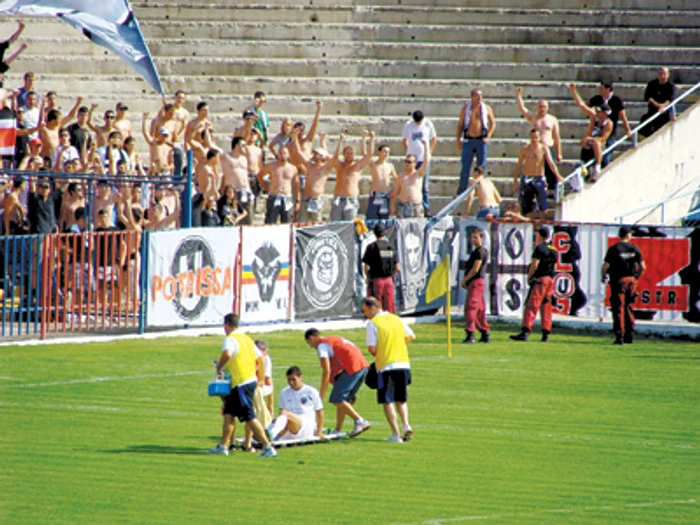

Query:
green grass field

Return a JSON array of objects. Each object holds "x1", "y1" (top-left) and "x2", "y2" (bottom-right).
[{"x1": 1, "y1": 323, "x2": 698, "y2": 524}]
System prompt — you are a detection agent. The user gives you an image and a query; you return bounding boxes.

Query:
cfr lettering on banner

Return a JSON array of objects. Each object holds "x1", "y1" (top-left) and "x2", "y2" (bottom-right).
[
  {"x1": 550, "y1": 227, "x2": 587, "y2": 316},
  {"x1": 151, "y1": 236, "x2": 233, "y2": 321},
  {"x1": 606, "y1": 237, "x2": 690, "y2": 312}
]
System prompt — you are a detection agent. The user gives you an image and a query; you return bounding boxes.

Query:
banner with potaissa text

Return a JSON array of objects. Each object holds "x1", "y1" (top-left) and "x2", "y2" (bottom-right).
[{"x1": 146, "y1": 228, "x2": 239, "y2": 326}]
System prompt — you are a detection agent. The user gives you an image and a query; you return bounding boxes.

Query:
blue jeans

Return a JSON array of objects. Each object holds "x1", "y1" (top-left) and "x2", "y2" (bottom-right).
[
  {"x1": 601, "y1": 135, "x2": 615, "y2": 168},
  {"x1": 458, "y1": 138, "x2": 487, "y2": 194},
  {"x1": 416, "y1": 160, "x2": 431, "y2": 213}
]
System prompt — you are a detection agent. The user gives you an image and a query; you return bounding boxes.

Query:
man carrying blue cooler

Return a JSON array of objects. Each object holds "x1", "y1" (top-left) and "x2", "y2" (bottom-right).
[{"x1": 207, "y1": 313, "x2": 277, "y2": 458}]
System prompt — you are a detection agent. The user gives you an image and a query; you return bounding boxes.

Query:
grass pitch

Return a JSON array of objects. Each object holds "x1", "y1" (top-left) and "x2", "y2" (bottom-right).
[{"x1": 1, "y1": 323, "x2": 698, "y2": 524}]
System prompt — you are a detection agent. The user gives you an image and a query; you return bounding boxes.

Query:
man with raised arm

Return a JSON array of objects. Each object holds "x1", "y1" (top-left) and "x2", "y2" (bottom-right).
[
  {"x1": 391, "y1": 140, "x2": 430, "y2": 218},
  {"x1": 331, "y1": 130, "x2": 374, "y2": 221},
  {"x1": 366, "y1": 142, "x2": 397, "y2": 221},
  {"x1": 513, "y1": 129, "x2": 562, "y2": 221},
  {"x1": 289, "y1": 100, "x2": 323, "y2": 166},
  {"x1": 295, "y1": 133, "x2": 343, "y2": 223},
  {"x1": 257, "y1": 146, "x2": 300, "y2": 225}
]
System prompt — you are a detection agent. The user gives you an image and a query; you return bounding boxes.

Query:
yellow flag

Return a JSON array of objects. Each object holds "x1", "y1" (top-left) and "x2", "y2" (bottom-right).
[{"x1": 425, "y1": 256, "x2": 449, "y2": 303}]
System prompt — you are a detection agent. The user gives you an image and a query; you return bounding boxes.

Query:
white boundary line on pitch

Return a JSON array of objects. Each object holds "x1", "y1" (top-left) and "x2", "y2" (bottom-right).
[
  {"x1": 394, "y1": 498, "x2": 697, "y2": 525},
  {"x1": 0, "y1": 398, "x2": 694, "y2": 451},
  {"x1": 0, "y1": 371, "x2": 206, "y2": 389}
]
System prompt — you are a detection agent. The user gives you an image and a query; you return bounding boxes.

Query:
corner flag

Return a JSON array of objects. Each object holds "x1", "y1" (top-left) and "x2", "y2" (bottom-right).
[{"x1": 426, "y1": 255, "x2": 449, "y2": 304}]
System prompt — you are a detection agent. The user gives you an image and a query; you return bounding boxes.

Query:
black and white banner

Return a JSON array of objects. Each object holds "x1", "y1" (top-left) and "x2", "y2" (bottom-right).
[
  {"x1": 147, "y1": 228, "x2": 239, "y2": 326},
  {"x1": 294, "y1": 223, "x2": 355, "y2": 319}
]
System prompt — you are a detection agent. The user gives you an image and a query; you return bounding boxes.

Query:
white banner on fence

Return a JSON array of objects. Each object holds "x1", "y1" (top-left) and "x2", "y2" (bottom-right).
[
  {"x1": 147, "y1": 228, "x2": 239, "y2": 327},
  {"x1": 240, "y1": 225, "x2": 292, "y2": 324}
]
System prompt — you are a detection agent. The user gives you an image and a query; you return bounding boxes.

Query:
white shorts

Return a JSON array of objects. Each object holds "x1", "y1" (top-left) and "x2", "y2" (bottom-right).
[{"x1": 278, "y1": 416, "x2": 315, "y2": 441}]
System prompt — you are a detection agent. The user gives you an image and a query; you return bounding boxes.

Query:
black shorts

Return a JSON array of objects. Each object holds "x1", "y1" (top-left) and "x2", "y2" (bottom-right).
[
  {"x1": 223, "y1": 381, "x2": 257, "y2": 422},
  {"x1": 377, "y1": 369, "x2": 411, "y2": 404}
]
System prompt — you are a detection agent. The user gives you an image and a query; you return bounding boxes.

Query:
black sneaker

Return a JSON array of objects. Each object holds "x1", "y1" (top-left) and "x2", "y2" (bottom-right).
[
  {"x1": 462, "y1": 335, "x2": 476, "y2": 344},
  {"x1": 510, "y1": 332, "x2": 529, "y2": 342},
  {"x1": 613, "y1": 337, "x2": 624, "y2": 345},
  {"x1": 623, "y1": 334, "x2": 634, "y2": 344},
  {"x1": 541, "y1": 332, "x2": 549, "y2": 342},
  {"x1": 479, "y1": 331, "x2": 490, "y2": 343}
]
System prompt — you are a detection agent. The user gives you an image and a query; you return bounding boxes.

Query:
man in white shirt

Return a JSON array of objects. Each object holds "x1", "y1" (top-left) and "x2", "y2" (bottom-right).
[
  {"x1": 267, "y1": 366, "x2": 324, "y2": 441},
  {"x1": 402, "y1": 110, "x2": 437, "y2": 216}
]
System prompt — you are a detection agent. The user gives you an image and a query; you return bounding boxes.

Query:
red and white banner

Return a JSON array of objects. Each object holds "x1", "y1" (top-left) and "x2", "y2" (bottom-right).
[
  {"x1": 146, "y1": 228, "x2": 239, "y2": 327},
  {"x1": 0, "y1": 113, "x2": 17, "y2": 156},
  {"x1": 240, "y1": 225, "x2": 292, "y2": 324}
]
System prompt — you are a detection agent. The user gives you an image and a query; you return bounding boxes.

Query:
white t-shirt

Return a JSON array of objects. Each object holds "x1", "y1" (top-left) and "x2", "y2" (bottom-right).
[
  {"x1": 51, "y1": 145, "x2": 80, "y2": 169},
  {"x1": 24, "y1": 107, "x2": 40, "y2": 138},
  {"x1": 278, "y1": 383, "x2": 323, "y2": 429},
  {"x1": 401, "y1": 119, "x2": 436, "y2": 162},
  {"x1": 365, "y1": 311, "x2": 414, "y2": 371}
]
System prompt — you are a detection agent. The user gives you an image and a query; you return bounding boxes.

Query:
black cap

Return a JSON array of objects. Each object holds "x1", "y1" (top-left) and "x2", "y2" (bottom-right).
[
  {"x1": 374, "y1": 224, "x2": 387, "y2": 238},
  {"x1": 619, "y1": 226, "x2": 632, "y2": 238},
  {"x1": 116, "y1": 102, "x2": 129, "y2": 111},
  {"x1": 243, "y1": 109, "x2": 257, "y2": 119},
  {"x1": 536, "y1": 226, "x2": 550, "y2": 240}
]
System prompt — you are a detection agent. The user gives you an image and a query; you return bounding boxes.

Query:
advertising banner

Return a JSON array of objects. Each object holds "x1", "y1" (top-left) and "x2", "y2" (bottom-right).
[
  {"x1": 240, "y1": 225, "x2": 292, "y2": 324},
  {"x1": 147, "y1": 228, "x2": 239, "y2": 327},
  {"x1": 294, "y1": 223, "x2": 355, "y2": 319}
]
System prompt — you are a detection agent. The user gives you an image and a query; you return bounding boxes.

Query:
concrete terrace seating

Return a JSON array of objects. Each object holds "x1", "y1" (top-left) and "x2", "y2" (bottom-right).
[{"x1": 3, "y1": 0, "x2": 699, "y2": 214}]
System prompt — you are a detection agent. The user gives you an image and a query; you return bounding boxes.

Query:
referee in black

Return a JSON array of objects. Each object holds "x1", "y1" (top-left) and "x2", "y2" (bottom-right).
[{"x1": 601, "y1": 226, "x2": 646, "y2": 345}]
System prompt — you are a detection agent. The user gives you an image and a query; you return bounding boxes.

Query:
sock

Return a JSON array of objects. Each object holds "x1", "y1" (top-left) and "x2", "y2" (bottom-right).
[{"x1": 267, "y1": 415, "x2": 287, "y2": 439}]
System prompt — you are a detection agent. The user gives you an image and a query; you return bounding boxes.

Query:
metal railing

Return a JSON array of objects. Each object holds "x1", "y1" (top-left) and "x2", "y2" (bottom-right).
[
  {"x1": 613, "y1": 184, "x2": 700, "y2": 225},
  {"x1": 557, "y1": 80, "x2": 700, "y2": 203}
]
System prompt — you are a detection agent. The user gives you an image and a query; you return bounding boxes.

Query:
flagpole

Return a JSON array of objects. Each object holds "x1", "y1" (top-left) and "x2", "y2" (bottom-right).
[{"x1": 446, "y1": 252, "x2": 452, "y2": 358}]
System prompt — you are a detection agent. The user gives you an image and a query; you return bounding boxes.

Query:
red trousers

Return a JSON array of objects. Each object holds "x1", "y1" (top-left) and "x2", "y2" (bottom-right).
[
  {"x1": 610, "y1": 277, "x2": 638, "y2": 337},
  {"x1": 464, "y1": 278, "x2": 489, "y2": 332},
  {"x1": 368, "y1": 276, "x2": 396, "y2": 313},
  {"x1": 522, "y1": 276, "x2": 554, "y2": 332}
]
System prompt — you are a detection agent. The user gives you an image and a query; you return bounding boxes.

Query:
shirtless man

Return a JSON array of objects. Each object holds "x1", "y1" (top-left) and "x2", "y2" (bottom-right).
[
  {"x1": 196, "y1": 149, "x2": 222, "y2": 198},
  {"x1": 232, "y1": 109, "x2": 257, "y2": 141},
  {"x1": 295, "y1": 133, "x2": 343, "y2": 223},
  {"x1": 366, "y1": 143, "x2": 397, "y2": 220},
  {"x1": 185, "y1": 101, "x2": 211, "y2": 156},
  {"x1": 515, "y1": 87, "x2": 561, "y2": 192},
  {"x1": 391, "y1": 140, "x2": 430, "y2": 218},
  {"x1": 257, "y1": 146, "x2": 300, "y2": 225},
  {"x1": 113, "y1": 102, "x2": 132, "y2": 138},
  {"x1": 513, "y1": 129, "x2": 563, "y2": 221},
  {"x1": 186, "y1": 120, "x2": 217, "y2": 169},
  {"x1": 39, "y1": 109, "x2": 64, "y2": 161},
  {"x1": 93, "y1": 180, "x2": 118, "y2": 222},
  {"x1": 88, "y1": 106, "x2": 117, "y2": 148},
  {"x1": 288, "y1": 100, "x2": 323, "y2": 167},
  {"x1": 221, "y1": 136, "x2": 253, "y2": 224},
  {"x1": 144, "y1": 190, "x2": 180, "y2": 231},
  {"x1": 59, "y1": 182, "x2": 85, "y2": 232},
  {"x1": 331, "y1": 130, "x2": 374, "y2": 221},
  {"x1": 142, "y1": 112, "x2": 174, "y2": 175},
  {"x1": 171, "y1": 90, "x2": 189, "y2": 176},
  {"x1": 464, "y1": 166, "x2": 502, "y2": 220},
  {"x1": 456, "y1": 89, "x2": 496, "y2": 194}
]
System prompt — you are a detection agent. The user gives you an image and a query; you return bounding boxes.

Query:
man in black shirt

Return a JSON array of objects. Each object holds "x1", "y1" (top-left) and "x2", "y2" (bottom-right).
[
  {"x1": 67, "y1": 106, "x2": 93, "y2": 154},
  {"x1": 460, "y1": 229, "x2": 489, "y2": 344},
  {"x1": 511, "y1": 226, "x2": 558, "y2": 342},
  {"x1": 362, "y1": 223, "x2": 399, "y2": 313},
  {"x1": 27, "y1": 178, "x2": 57, "y2": 234},
  {"x1": 639, "y1": 67, "x2": 677, "y2": 138},
  {"x1": 601, "y1": 226, "x2": 646, "y2": 345}
]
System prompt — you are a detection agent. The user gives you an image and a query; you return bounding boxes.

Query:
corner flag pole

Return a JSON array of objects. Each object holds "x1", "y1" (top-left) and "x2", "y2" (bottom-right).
[{"x1": 446, "y1": 252, "x2": 452, "y2": 358}]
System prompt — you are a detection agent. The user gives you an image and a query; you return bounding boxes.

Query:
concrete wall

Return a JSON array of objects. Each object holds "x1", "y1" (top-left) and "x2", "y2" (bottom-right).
[{"x1": 558, "y1": 99, "x2": 700, "y2": 225}]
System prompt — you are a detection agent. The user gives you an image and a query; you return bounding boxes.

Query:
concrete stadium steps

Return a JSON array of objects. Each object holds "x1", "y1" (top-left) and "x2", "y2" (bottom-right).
[
  {"x1": 132, "y1": 4, "x2": 700, "y2": 28},
  {"x1": 9, "y1": 19, "x2": 700, "y2": 49},
  {"x1": 16, "y1": 55, "x2": 699, "y2": 85},
  {"x1": 30, "y1": 37, "x2": 700, "y2": 67}
]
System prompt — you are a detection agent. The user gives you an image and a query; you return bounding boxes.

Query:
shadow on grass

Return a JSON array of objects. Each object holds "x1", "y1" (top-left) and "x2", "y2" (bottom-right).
[{"x1": 103, "y1": 445, "x2": 205, "y2": 455}]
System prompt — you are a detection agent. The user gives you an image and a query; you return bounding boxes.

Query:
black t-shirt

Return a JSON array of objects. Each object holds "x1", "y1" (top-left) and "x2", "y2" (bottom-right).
[
  {"x1": 14, "y1": 123, "x2": 28, "y2": 165},
  {"x1": 464, "y1": 245, "x2": 488, "y2": 286},
  {"x1": 68, "y1": 123, "x2": 92, "y2": 153},
  {"x1": 201, "y1": 208, "x2": 221, "y2": 227},
  {"x1": 28, "y1": 192, "x2": 57, "y2": 234},
  {"x1": 0, "y1": 40, "x2": 9, "y2": 72},
  {"x1": 644, "y1": 79, "x2": 677, "y2": 113},
  {"x1": 604, "y1": 241, "x2": 643, "y2": 282},
  {"x1": 589, "y1": 94, "x2": 625, "y2": 133},
  {"x1": 362, "y1": 238, "x2": 396, "y2": 279},
  {"x1": 531, "y1": 242, "x2": 557, "y2": 279}
]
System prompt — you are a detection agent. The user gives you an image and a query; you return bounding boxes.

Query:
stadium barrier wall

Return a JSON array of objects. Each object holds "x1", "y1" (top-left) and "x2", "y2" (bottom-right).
[{"x1": 2, "y1": 219, "x2": 698, "y2": 340}]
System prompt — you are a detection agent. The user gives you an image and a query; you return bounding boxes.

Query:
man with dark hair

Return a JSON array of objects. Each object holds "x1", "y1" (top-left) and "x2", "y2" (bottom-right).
[
  {"x1": 67, "y1": 106, "x2": 92, "y2": 154},
  {"x1": 601, "y1": 227, "x2": 646, "y2": 345},
  {"x1": 460, "y1": 229, "x2": 490, "y2": 344},
  {"x1": 402, "y1": 110, "x2": 436, "y2": 216},
  {"x1": 114, "y1": 102, "x2": 132, "y2": 139},
  {"x1": 251, "y1": 91, "x2": 270, "y2": 145},
  {"x1": 221, "y1": 135, "x2": 253, "y2": 224},
  {"x1": 511, "y1": 226, "x2": 558, "y2": 342},
  {"x1": 208, "y1": 313, "x2": 277, "y2": 457},
  {"x1": 366, "y1": 142, "x2": 397, "y2": 221},
  {"x1": 456, "y1": 89, "x2": 496, "y2": 194},
  {"x1": 267, "y1": 366, "x2": 324, "y2": 442},
  {"x1": 361, "y1": 296, "x2": 416, "y2": 443},
  {"x1": 362, "y1": 224, "x2": 399, "y2": 313},
  {"x1": 257, "y1": 146, "x2": 300, "y2": 224},
  {"x1": 28, "y1": 178, "x2": 57, "y2": 234},
  {"x1": 304, "y1": 328, "x2": 371, "y2": 437},
  {"x1": 16, "y1": 70, "x2": 37, "y2": 109}
]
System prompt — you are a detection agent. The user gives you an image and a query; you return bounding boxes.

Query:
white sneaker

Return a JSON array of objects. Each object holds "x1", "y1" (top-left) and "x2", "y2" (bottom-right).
[
  {"x1": 349, "y1": 419, "x2": 371, "y2": 438},
  {"x1": 326, "y1": 429, "x2": 343, "y2": 438},
  {"x1": 259, "y1": 445, "x2": 278, "y2": 458},
  {"x1": 402, "y1": 426, "x2": 414, "y2": 442},
  {"x1": 385, "y1": 435, "x2": 403, "y2": 443},
  {"x1": 206, "y1": 444, "x2": 229, "y2": 456}
]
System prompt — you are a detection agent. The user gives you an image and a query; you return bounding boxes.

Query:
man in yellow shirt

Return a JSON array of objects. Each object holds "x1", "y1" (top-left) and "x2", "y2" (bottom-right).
[
  {"x1": 208, "y1": 313, "x2": 277, "y2": 458},
  {"x1": 361, "y1": 297, "x2": 416, "y2": 443}
]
